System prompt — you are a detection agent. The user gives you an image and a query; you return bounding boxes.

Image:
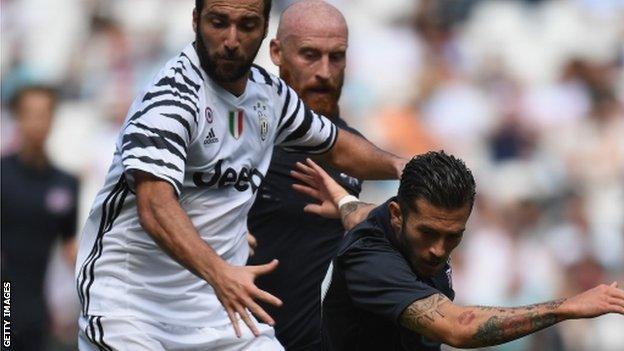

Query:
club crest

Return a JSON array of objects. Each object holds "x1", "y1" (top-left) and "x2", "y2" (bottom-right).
[{"x1": 253, "y1": 101, "x2": 269, "y2": 141}]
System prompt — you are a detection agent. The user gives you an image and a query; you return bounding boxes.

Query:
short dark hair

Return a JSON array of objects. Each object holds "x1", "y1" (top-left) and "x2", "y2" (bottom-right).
[
  {"x1": 9, "y1": 85, "x2": 58, "y2": 114},
  {"x1": 398, "y1": 151, "x2": 476, "y2": 215},
  {"x1": 195, "y1": 0, "x2": 272, "y2": 22}
]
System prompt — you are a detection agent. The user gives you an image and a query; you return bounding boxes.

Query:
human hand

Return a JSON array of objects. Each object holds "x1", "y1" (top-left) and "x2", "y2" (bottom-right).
[
  {"x1": 212, "y1": 260, "x2": 282, "y2": 338},
  {"x1": 291, "y1": 158, "x2": 349, "y2": 219},
  {"x1": 560, "y1": 282, "x2": 624, "y2": 319},
  {"x1": 246, "y1": 232, "x2": 257, "y2": 257}
]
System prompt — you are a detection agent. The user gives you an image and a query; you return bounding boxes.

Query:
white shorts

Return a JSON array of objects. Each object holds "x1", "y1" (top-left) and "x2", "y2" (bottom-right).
[{"x1": 78, "y1": 314, "x2": 284, "y2": 351}]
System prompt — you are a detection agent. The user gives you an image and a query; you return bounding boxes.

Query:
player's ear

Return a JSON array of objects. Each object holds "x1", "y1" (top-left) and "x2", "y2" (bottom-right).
[
  {"x1": 389, "y1": 201, "x2": 403, "y2": 231},
  {"x1": 269, "y1": 39, "x2": 282, "y2": 66},
  {"x1": 192, "y1": 8, "x2": 199, "y2": 33}
]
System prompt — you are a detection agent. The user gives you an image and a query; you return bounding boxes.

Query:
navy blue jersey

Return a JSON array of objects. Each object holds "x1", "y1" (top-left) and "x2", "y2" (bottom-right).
[
  {"x1": 1, "y1": 154, "x2": 78, "y2": 327},
  {"x1": 321, "y1": 198, "x2": 454, "y2": 351},
  {"x1": 248, "y1": 117, "x2": 362, "y2": 351}
]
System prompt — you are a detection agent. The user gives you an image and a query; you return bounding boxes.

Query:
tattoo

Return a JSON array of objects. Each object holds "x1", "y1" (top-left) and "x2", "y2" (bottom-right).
[
  {"x1": 470, "y1": 298, "x2": 566, "y2": 345},
  {"x1": 473, "y1": 313, "x2": 558, "y2": 344},
  {"x1": 339, "y1": 201, "x2": 373, "y2": 230},
  {"x1": 400, "y1": 294, "x2": 450, "y2": 332}
]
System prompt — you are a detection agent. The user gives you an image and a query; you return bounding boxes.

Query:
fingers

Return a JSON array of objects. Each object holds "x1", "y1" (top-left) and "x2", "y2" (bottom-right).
[
  {"x1": 246, "y1": 233, "x2": 257, "y2": 249},
  {"x1": 236, "y1": 305, "x2": 259, "y2": 337},
  {"x1": 252, "y1": 285, "x2": 283, "y2": 307},
  {"x1": 290, "y1": 169, "x2": 317, "y2": 187},
  {"x1": 306, "y1": 158, "x2": 331, "y2": 179},
  {"x1": 250, "y1": 259, "x2": 279, "y2": 276},
  {"x1": 608, "y1": 283, "x2": 624, "y2": 299},
  {"x1": 303, "y1": 203, "x2": 324, "y2": 215},
  {"x1": 225, "y1": 307, "x2": 242, "y2": 338},
  {"x1": 292, "y1": 183, "x2": 321, "y2": 200},
  {"x1": 294, "y1": 161, "x2": 317, "y2": 179},
  {"x1": 245, "y1": 297, "x2": 275, "y2": 326}
]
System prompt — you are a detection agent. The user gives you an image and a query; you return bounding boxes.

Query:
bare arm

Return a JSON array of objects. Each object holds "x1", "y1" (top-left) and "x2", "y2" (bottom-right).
[
  {"x1": 338, "y1": 201, "x2": 376, "y2": 231},
  {"x1": 399, "y1": 283, "x2": 624, "y2": 348},
  {"x1": 320, "y1": 129, "x2": 406, "y2": 180},
  {"x1": 134, "y1": 171, "x2": 282, "y2": 337}
]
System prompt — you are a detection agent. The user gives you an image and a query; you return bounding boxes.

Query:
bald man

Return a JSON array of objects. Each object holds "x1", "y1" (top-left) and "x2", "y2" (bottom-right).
[{"x1": 247, "y1": 1, "x2": 361, "y2": 350}]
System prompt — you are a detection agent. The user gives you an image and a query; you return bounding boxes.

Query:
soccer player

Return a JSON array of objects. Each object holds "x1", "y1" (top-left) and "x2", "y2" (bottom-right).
[
  {"x1": 74, "y1": 0, "x2": 405, "y2": 350},
  {"x1": 1, "y1": 85, "x2": 79, "y2": 351},
  {"x1": 291, "y1": 153, "x2": 624, "y2": 351},
  {"x1": 247, "y1": 1, "x2": 361, "y2": 349}
]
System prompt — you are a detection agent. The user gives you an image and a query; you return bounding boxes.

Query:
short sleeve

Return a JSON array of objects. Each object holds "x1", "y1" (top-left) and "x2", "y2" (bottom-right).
[
  {"x1": 120, "y1": 60, "x2": 201, "y2": 195},
  {"x1": 337, "y1": 234, "x2": 440, "y2": 323},
  {"x1": 273, "y1": 83, "x2": 338, "y2": 154}
]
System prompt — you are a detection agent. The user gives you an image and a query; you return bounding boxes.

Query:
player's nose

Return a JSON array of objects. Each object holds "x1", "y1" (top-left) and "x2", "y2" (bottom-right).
[
  {"x1": 315, "y1": 56, "x2": 331, "y2": 81},
  {"x1": 223, "y1": 26, "x2": 240, "y2": 51}
]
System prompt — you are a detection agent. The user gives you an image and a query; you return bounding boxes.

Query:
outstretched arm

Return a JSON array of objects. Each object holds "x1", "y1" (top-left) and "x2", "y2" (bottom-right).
[
  {"x1": 291, "y1": 158, "x2": 376, "y2": 230},
  {"x1": 399, "y1": 283, "x2": 624, "y2": 348},
  {"x1": 134, "y1": 171, "x2": 282, "y2": 337},
  {"x1": 320, "y1": 128, "x2": 407, "y2": 180}
]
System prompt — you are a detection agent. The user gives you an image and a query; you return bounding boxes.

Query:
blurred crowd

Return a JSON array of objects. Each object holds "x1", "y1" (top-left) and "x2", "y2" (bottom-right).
[{"x1": 1, "y1": 0, "x2": 623, "y2": 350}]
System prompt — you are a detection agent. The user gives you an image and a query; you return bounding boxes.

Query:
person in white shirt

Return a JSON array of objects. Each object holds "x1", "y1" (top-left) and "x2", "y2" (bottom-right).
[{"x1": 75, "y1": 0, "x2": 406, "y2": 350}]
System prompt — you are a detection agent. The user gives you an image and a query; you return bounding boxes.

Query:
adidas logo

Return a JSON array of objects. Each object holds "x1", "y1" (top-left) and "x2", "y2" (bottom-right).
[{"x1": 204, "y1": 128, "x2": 219, "y2": 145}]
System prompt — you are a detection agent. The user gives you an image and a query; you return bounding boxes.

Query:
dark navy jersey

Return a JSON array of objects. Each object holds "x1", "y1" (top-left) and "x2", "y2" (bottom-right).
[
  {"x1": 321, "y1": 198, "x2": 454, "y2": 351},
  {"x1": 1, "y1": 154, "x2": 78, "y2": 327},
  {"x1": 248, "y1": 117, "x2": 362, "y2": 351}
]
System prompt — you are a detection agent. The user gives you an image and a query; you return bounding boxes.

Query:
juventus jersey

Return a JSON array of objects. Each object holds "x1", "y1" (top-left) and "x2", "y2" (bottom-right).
[{"x1": 75, "y1": 43, "x2": 338, "y2": 327}]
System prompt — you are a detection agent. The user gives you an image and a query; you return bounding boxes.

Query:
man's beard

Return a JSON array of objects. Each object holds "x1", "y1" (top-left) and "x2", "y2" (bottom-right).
[
  {"x1": 395, "y1": 220, "x2": 443, "y2": 278},
  {"x1": 280, "y1": 66, "x2": 343, "y2": 118},
  {"x1": 195, "y1": 31, "x2": 259, "y2": 84}
]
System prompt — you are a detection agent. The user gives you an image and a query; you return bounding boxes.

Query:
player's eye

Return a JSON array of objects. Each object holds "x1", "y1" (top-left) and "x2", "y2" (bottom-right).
[
  {"x1": 211, "y1": 18, "x2": 227, "y2": 28},
  {"x1": 300, "y1": 49, "x2": 320, "y2": 61},
  {"x1": 239, "y1": 19, "x2": 259, "y2": 32},
  {"x1": 330, "y1": 52, "x2": 345, "y2": 62}
]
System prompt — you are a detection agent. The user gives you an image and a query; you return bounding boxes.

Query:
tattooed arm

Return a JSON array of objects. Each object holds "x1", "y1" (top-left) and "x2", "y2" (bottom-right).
[
  {"x1": 339, "y1": 201, "x2": 376, "y2": 231},
  {"x1": 399, "y1": 282, "x2": 624, "y2": 348}
]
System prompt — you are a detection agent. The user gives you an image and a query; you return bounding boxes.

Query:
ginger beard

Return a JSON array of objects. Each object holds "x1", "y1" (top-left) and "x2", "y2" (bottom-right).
[{"x1": 279, "y1": 63, "x2": 344, "y2": 118}]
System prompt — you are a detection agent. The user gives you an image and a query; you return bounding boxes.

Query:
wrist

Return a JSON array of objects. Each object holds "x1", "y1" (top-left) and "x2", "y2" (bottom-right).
[
  {"x1": 202, "y1": 255, "x2": 230, "y2": 285},
  {"x1": 338, "y1": 194, "x2": 359, "y2": 211},
  {"x1": 554, "y1": 298, "x2": 572, "y2": 320}
]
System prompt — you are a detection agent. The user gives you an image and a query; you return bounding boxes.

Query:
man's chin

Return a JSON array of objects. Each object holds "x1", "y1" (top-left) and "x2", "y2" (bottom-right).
[
  {"x1": 413, "y1": 262, "x2": 443, "y2": 278},
  {"x1": 303, "y1": 96, "x2": 338, "y2": 117},
  {"x1": 211, "y1": 67, "x2": 247, "y2": 84}
]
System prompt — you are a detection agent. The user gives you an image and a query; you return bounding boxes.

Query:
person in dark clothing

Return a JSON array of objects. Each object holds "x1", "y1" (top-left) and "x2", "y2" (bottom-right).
[
  {"x1": 1, "y1": 85, "x2": 79, "y2": 351},
  {"x1": 291, "y1": 152, "x2": 624, "y2": 351},
  {"x1": 247, "y1": 1, "x2": 371, "y2": 349}
]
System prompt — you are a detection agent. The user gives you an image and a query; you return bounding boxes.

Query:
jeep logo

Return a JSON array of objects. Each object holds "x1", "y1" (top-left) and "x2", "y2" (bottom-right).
[{"x1": 192, "y1": 159, "x2": 264, "y2": 193}]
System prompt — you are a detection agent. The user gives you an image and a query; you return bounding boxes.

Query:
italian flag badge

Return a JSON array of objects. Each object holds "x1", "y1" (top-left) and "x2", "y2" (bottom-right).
[{"x1": 228, "y1": 109, "x2": 244, "y2": 139}]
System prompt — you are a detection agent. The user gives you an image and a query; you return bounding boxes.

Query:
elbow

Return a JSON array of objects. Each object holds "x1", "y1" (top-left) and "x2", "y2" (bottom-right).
[{"x1": 442, "y1": 326, "x2": 476, "y2": 349}]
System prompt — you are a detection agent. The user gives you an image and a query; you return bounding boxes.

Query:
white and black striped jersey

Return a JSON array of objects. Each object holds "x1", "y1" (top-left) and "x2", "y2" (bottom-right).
[{"x1": 75, "y1": 43, "x2": 338, "y2": 327}]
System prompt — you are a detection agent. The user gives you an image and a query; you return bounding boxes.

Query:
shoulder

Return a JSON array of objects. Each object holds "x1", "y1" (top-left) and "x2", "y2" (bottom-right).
[
  {"x1": 143, "y1": 47, "x2": 205, "y2": 100},
  {"x1": 337, "y1": 223, "x2": 392, "y2": 259}
]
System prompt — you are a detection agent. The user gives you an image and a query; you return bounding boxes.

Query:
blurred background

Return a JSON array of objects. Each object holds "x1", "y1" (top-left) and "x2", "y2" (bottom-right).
[{"x1": 1, "y1": 0, "x2": 623, "y2": 350}]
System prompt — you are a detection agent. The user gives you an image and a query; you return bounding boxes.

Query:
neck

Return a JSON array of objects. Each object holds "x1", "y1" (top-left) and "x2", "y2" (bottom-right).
[
  {"x1": 218, "y1": 75, "x2": 248, "y2": 97},
  {"x1": 18, "y1": 145, "x2": 48, "y2": 170}
]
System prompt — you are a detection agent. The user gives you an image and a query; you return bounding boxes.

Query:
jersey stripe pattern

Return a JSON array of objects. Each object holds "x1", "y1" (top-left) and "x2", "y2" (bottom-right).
[
  {"x1": 121, "y1": 51, "x2": 202, "y2": 195},
  {"x1": 75, "y1": 43, "x2": 337, "y2": 328}
]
